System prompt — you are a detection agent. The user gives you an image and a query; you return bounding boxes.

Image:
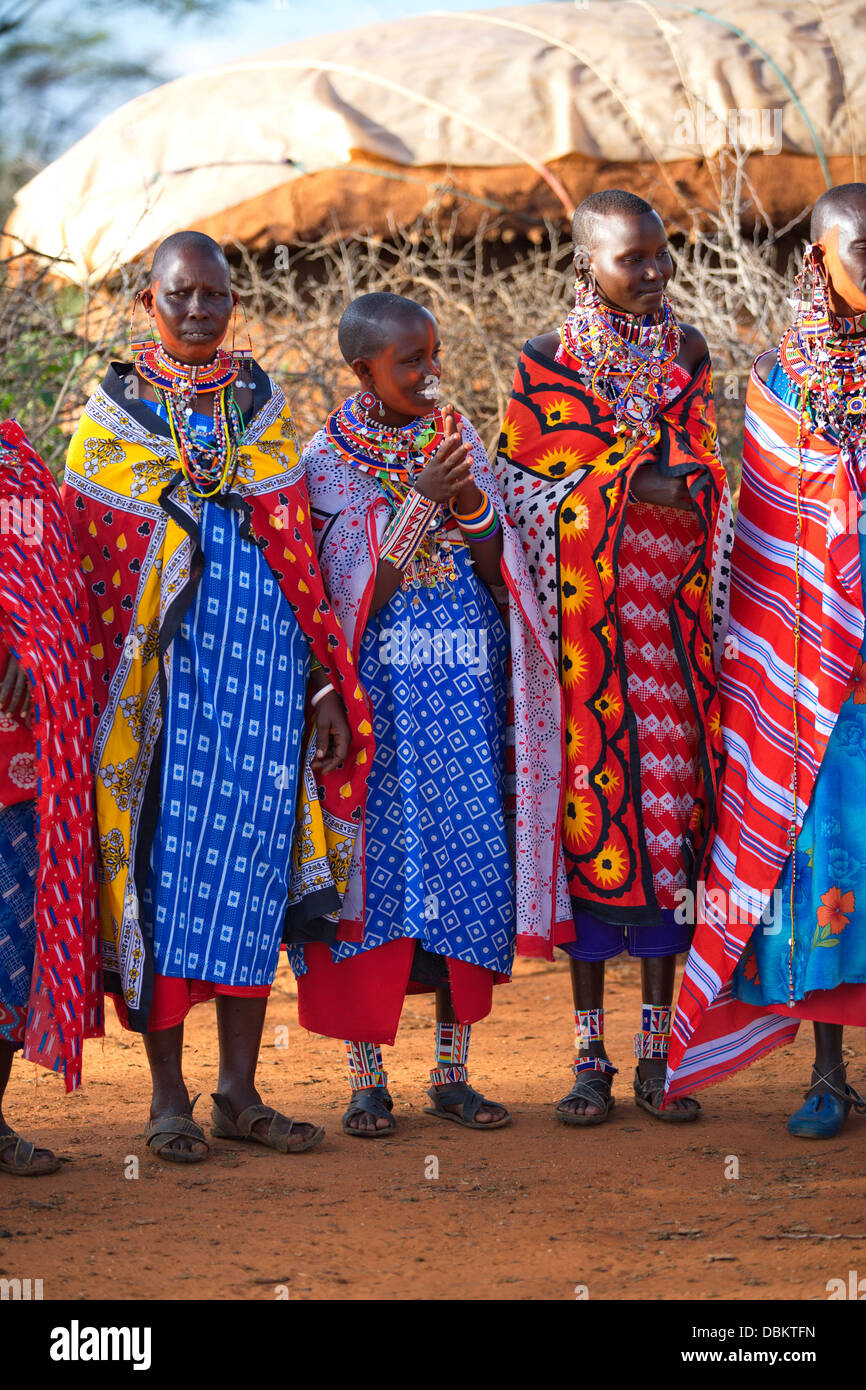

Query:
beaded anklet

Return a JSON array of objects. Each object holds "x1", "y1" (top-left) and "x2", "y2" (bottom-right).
[
  {"x1": 430, "y1": 1020, "x2": 471, "y2": 1086},
  {"x1": 572, "y1": 1008, "x2": 615, "y2": 1077},
  {"x1": 574, "y1": 1056, "x2": 618, "y2": 1077},
  {"x1": 345, "y1": 1040, "x2": 387, "y2": 1092},
  {"x1": 634, "y1": 1004, "x2": 673, "y2": 1060}
]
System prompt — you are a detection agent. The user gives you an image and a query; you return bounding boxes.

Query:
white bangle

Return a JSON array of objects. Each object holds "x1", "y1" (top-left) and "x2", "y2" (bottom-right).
[{"x1": 310, "y1": 681, "x2": 335, "y2": 708}]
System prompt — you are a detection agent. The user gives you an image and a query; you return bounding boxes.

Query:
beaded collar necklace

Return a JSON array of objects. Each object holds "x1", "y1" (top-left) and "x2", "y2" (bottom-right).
[
  {"x1": 132, "y1": 342, "x2": 244, "y2": 498},
  {"x1": 133, "y1": 343, "x2": 239, "y2": 411},
  {"x1": 325, "y1": 395, "x2": 457, "y2": 585},
  {"x1": 324, "y1": 394, "x2": 446, "y2": 480},
  {"x1": 558, "y1": 279, "x2": 681, "y2": 442}
]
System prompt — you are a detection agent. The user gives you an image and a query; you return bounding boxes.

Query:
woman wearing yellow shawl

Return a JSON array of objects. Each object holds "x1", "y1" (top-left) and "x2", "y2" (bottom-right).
[{"x1": 64, "y1": 232, "x2": 372, "y2": 1162}]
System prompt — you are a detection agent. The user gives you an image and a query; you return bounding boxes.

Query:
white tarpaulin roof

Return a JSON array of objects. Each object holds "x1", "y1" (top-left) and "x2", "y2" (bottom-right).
[{"x1": 5, "y1": 0, "x2": 864, "y2": 281}]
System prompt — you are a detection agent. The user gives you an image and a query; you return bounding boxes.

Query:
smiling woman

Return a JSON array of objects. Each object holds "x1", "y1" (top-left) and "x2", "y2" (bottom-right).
[
  {"x1": 62, "y1": 230, "x2": 374, "y2": 1165},
  {"x1": 291, "y1": 290, "x2": 567, "y2": 1138}
]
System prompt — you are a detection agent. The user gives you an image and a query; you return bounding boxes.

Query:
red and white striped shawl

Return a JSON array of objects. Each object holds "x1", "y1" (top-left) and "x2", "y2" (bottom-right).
[
  {"x1": 665, "y1": 363, "x2": 866, "y2": 1102},
  {"x1": 0, "y1": 420, "x2": 102, "y2": 1090}
]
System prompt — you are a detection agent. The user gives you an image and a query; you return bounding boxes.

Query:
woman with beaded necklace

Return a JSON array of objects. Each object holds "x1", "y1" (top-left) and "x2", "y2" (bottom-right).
[
  {"x1": 497, "y1": 190, "x2": 732, "y2": 1126},
  {"x1": 666, "y1": 184, "x2": 866, "y2": 1136},
  {"x1": 292, "y1": 292, "x2": 566, "y2": 1136},
  {"x1": 63, "y1": 231, "x2": 373, "y2": 1162}
]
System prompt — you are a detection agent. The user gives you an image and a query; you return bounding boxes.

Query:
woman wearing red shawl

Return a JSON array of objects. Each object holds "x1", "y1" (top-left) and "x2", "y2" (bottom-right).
[
  {"x1": 0, "y1": 420, "x2": 100, "y2": 1175},
  {"x1": 497, "y1": 191, "x2": 731, "y2": 1125},
  {"x1": 665, "y1": 184, "x2": 866, "y2": 1138}
]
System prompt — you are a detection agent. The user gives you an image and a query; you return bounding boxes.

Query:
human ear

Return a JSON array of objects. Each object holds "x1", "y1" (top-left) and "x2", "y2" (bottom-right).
[
  {"x1": 573, "y1": 246, "x2": 593, "y2": 283},
  {"x1": 810, "y1": 242, "x2": 829, "y2": 283},
  {"x1": 351, "y1": 357, "x2": 374, "y2": 387}
]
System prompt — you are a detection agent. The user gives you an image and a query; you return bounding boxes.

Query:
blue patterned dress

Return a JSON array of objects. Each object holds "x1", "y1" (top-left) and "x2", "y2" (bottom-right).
[
  {"x1": 287, "y1": 543, "x2": 513, "y2": 979},
  {"x1": 734, "y1": 363, "x2": 866, "y2": 1006},
  {"x1": 141, "y1": 404, "x2": 309, "y2": 990}
]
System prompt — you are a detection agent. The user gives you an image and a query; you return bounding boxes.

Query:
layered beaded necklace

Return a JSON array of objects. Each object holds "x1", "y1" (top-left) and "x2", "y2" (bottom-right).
[
  {"x1": 781, "y1": 252, "x2": 866, "y2": 1002},
  {"x1": 558, "y1": 278, "x2": 681, "y2": 442},
  {"x1": 325, "y1": 393, "x2": 456, "y2": 586},
  {"x1": 133, "y1": 342, "x2": 245, "y2": 498},
  {"x1": 324, "y1": 392, "x2": 445, "y2": 477},
  {"x1": 779, "y1": 290, "x2": 866, "y2": 446}
]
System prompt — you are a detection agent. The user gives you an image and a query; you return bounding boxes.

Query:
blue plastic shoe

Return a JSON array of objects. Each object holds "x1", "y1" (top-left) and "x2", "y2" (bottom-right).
[{"x1": 787, "y1": 1064, "x2": 866, "y2": 1139}]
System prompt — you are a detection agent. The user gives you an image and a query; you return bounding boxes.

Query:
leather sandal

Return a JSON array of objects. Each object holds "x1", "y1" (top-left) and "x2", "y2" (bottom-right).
[
  {"x1": 556, "y1": 1062, "x2": 617, "y2": 1126},
  {"x1": 633, "y1": 1067, "x2": 701, "y2": 1122},
  {"x1": 342, "y1": 1085, "x2": 396, "y2": 1138},
  {"x1": 145, "y1": 1094, "x2": 210, "y2": 1164},
  {"x1": 211, "y1": 1092, "x2": 324, "y2": 1153},
  {"x1": 0, "y1": 1129, "x2": 61, "y2": 1176},
  {"x1": 424, "y1": 1079, "x2": 510, "y2": 1129}
]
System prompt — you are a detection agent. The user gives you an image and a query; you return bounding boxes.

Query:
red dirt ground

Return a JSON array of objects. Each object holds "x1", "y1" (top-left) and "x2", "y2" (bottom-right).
[{"x1": 1, "y1": 955, "x2": 864, "y2": 1301}]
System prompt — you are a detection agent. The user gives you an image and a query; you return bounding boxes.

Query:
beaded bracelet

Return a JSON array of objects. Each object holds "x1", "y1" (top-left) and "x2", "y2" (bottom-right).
[
  {"x1": 451, "y1": 489, "x2": 500, "y2": 541},
  {"x1": 380, "y1": 488, "x2": 441, "y2": 573}
]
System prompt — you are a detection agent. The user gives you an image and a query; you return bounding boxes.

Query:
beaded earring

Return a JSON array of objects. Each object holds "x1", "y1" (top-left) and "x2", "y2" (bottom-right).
[
  {"x1": 129, "y1": 289, "x2": 158, "y2": 358},
  {"x1": 791, "y1": 244, "x2": 831, "y2": 347},
  {"x1": 230, "y1": 301, "x2": 255, "y2": 387},
  {"x1": 358, "y1": 390, "x2": 377, "y2": 412}
]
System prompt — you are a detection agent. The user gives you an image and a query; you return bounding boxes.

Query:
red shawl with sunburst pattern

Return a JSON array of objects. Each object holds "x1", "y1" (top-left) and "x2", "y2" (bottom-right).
[{"x1": 495, "y1": 342, "x2": 731, "y2": 922}]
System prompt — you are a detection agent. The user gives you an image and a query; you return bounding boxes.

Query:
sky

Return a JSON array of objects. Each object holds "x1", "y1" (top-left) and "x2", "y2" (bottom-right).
[
  {"x1": 148, "y1": 0, "x2": 518, "y2": 78},
  {"x1": 55, "y1": 0, "x2": 532, "y2": 153}
]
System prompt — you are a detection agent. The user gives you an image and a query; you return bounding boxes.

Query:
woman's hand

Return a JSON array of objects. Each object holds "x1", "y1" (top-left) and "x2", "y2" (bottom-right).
[
  {"x1": 414, "y1": 405, "x2": 473, "y2": 504},
  {"x1": 628, "y1": 465, "x2": 692, "y2": 510},
  {"x1": 312, "y1": 691, "x2": 351, "y2": 775},
  {"x1": 0, "y1": 651, "x2": 30, "y2": 720}
]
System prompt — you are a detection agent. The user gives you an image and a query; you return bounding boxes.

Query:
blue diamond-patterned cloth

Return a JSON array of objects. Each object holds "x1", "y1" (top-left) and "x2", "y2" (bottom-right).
[
  {"x1": 288, "y1": 546, "x2": 514, "y2": 978},
  {"x1": 141, "y1": 499, "x2": 309, "y2": 988}
]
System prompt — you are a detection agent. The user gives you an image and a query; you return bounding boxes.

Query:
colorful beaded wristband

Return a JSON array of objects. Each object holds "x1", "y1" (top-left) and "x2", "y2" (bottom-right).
[{"x1": 380, "y1": 488, "x2": 441, "y2": 573}]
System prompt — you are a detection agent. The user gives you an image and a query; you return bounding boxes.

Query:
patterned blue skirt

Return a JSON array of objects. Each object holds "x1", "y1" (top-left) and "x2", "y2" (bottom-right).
[
  {"x1": 142, "y1": 500, "x2": 309, "y2": 989},
  {"x1": 290, "y1": 546, "x2": 513, "y2": 978},
  {"x1": 0, "y1": 801, "x2": 37, "y2": 1045}
]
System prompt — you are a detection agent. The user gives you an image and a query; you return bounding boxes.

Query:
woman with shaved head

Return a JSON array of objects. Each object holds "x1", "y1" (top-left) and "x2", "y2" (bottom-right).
[
  {"x1": 497, "y1": 190, "x2": 732, "y2": 1126},
  {"x1": 63, "y1": 231, "x2": 373, "y2": 1162},
  {"x1": 666, "y1": 185, "x2": 866, "y2": 1136}
]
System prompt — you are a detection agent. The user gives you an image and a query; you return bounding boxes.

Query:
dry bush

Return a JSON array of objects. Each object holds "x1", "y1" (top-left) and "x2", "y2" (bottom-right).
[
  {"x1": 232, "y1": 217, "x2": 573, "y2": 459},
  {"x1": 1, "y1": 164, "x2": 800, "y2": 486}
]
